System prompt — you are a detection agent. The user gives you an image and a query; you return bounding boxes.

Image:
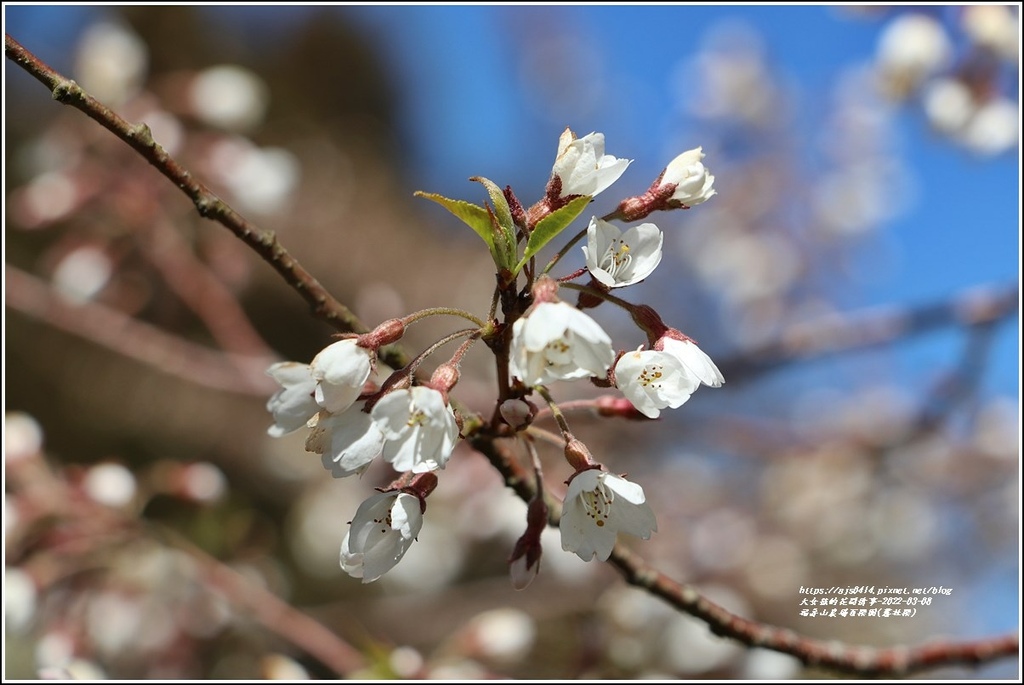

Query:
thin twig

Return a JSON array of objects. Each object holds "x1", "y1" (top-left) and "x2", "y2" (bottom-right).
[
  {"x1": 717, "y1": 283, "x2": 1019, "y2": 383},
  {"x1": 142, "y1": 215, "x2": 277, "y2": 357}
]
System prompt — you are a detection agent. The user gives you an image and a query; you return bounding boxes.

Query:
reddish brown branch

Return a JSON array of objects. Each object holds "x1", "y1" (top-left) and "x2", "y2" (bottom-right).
[
  {"x1": 5, "y1": 34, "x2": 363, "y2": 336},
  {"x1": 607, "y1": 545, "x2": 1018, "y2": 677},
  {"x1": 469, "y1": 427, "x2": 1019, "y2": 676}
]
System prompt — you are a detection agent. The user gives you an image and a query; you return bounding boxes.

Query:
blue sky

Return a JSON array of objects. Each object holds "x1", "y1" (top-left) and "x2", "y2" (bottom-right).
[
  {"x1": 337, "y1": 4, "x2": 1020, "y2": 400},
  {"x1": 5, "y1": 4, "x2": 1019, "y2": 401}
]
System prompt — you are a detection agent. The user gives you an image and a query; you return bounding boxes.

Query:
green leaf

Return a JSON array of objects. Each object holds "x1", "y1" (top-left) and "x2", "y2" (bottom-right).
[
  {"x1": 414, "y1": 191, "x2": 500, "y2": 264},
  {"x1": 471, "y1": 177, "x2": 517, "y2": 269},
  {"x1": 514, "y1": 195, "x2": 592, "y2": 274}
]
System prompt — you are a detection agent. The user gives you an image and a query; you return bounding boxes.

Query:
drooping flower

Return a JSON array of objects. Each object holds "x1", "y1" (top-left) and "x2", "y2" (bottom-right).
[
  {"x1": 614, "y1": 348, "x2": 700, "y2": 419},
  {"x1": 305, "y1": 407, "x2": 385, "y2": 478},
  {"x1": 660, "y1": 147, "x2": 716, "y2": 208},
  {"x1": 340, "y1": 491, "x2": 423, "y2": 583},
  {"x1": 659, "y1": 336, "x2": 725, "y2": 388},
  {"x1": 265, "y1": 362, "x2": 319, "y2": 437},
  {"x1": 550, "y1": 128, "x2": 631, "y2": 198},
  {"x1": 309, "y1": 339, "x2": 375, "y2": 413},
  {"x1": 371, "y1": 387, "x2": 459, "y2": 473},
  {"x1": 509, "y1": 301, "x2": 615, "y2": 387},
  {"x1": 582, "y1": 218, "x2": 663, "y2": 288},
  {"x1": 560, "y1": 469, "x2": 657, "y2": 562}
]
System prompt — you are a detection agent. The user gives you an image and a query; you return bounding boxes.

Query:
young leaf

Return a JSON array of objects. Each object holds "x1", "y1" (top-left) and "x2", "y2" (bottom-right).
[
  {"x1": 414, "y1": 191, "x2": 500, "y2": 264},
  {"x1": 514, "y1": 195, "x2": 592, "y2": 274},
  {"x1": 471, "y1": 176, "x2": 517, "y2": 269}
]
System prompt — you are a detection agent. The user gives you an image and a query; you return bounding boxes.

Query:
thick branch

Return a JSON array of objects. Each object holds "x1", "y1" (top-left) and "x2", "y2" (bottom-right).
[
  {"x1": 470, "y1": 427, "x2": 1019, "y2": 676},
  {"x1": 607, "y1": 545, "x2": 1018, "y2": 677}
]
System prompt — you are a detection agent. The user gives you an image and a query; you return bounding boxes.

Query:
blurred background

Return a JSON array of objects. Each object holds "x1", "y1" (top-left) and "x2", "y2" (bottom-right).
[{"x1": 3, "y1": 5, "x2": 1019, "y2": 679}]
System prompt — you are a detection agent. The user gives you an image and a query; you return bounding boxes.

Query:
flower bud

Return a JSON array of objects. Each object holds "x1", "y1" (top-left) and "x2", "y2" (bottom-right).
[
  {"x1": 499, "y1": 399, "x2": 535, "y2": 430},
  {"x1": 508, "y1": 495, "x2": 547, "y2": 590},
  {"x1": 429, "y1": 362, "x2": 461, "y2": 397},
  {"x1": 360, "y1": 318, "x2": 406, "y2": 349},
  {"x1": 660, "y1": 147, "x2": 716, "y2": 208},
  {"x1": 564, "y1": 437, "x2": 596, "y2": 471}
]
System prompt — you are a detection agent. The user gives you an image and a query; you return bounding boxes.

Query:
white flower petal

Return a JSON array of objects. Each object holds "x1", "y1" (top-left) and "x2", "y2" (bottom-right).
[
  {"x1": 371, "y1": 387, "x2": 459, "y2": 473},
  {"x1": 661, "y1": 338, "x2": 725, "y2": 387},
  {"x1": 310, "y1": 339, "x2": 374, "y2": 413},
  {"x1": 583, "y1": 218, "x2": 663, "y2": 288},
  {"x1": 615, "y1": 349, "x2": 699, "y2": 418},
  {"x1": 551, "y1": 129, "x2": 631, "y2": 198},
  {"x1": 510, "y1": 302, "x2": 615, "y2": 387},
  {"x1": 661, "y1": 147, "x2": 716, "y2": 207},
  {"x1": 560, "y1": 470, "x2": 657, "y2": 562},
  {"x1": 265, "y1": 362, "x2": 319, "y2": 436},
  {"x1": 341, "y1": 492, "x2": 423, "y2": 583},
  {"x1": 307, "y1": 408, "x2": 384, "y2": 478}
]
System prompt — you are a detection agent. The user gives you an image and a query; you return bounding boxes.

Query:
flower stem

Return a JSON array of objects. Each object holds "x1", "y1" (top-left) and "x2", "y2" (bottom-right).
[
  {"x1": 534, "y1": 385, "x2": 572, "y2": 440},
  {"x1": 404, "y1": 306, "x2": 486, "y2": 329},
  {"x1": 541, "y1": 226, "x2": 587, "y2": 275},
  {"x1": 400, "y1": 328, "x2": 479, "y2": 378}
]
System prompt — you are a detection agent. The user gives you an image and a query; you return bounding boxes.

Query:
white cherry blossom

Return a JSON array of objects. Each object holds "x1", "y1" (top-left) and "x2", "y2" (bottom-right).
[
  {"x1": 661, "y1": 147, "x2": 716, "y2": 207},
  {"x1": 309, "y1": 339, "x2": 374, "y2": 413},
  {"x1": 340, "y1": 491, "x2": 423, "y2": 582},
  {"x1": 305, "y1": 408, "x2": 385, "y2": 478},
  {"x1": 509, "y1": 301, "x2": 615, "y2": 387},
  {"x1": 265, "y1": 362, "x2": 318, "y2": 437},
  {"x1": 660, "y1": 337, "x2": 725, "y2": 388},
  {"x1": 614, "y1": 348, "x2": 700, "y2": 419},
  {"x1": 371, "y1": 387, "x2": 459, "y2": 473},
  {"x1": 560, "y1": 470, "x2": 657, "y2": 562},
  {"x1": 582, "y1": 218, "x2": 663, "y2": 288},
  {"x1": 551, "y1": 128, "x2": 631, "y2": 198}
]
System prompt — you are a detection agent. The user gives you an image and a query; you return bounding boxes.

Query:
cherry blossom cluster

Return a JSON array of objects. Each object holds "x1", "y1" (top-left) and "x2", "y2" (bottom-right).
[{"x1": 266, "y1": 127, "x2": 720, "y2": 586}]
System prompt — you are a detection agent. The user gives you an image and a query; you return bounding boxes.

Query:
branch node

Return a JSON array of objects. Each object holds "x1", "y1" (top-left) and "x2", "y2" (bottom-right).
[
  {"x1": 127, "y1": 122, "x2": 156, "y2": 149},
  {"x1": 51, "y1": 79, "x2": 82, "y2": 103}
]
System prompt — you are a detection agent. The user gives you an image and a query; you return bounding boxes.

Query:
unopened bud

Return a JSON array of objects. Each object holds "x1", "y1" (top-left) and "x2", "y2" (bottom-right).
[
  {"x1": 508, "y1": 496, "x2": 547, "y2": 590},
  {"x1": 629, "y1": 304, "x2": 668, "y2": 342},
  {"x1": 564, "y1": 436, "x2": 595, "y2": 471},
  {"x1": 360, "y1": 318, "x2": 406, "y2": 349},
  {"x1": 530, "y1": 275, "x2": 560, "y2": 304},
  {"x1": 499, "y1": 399, "x2": 534, "y2": 430},
  {"x1": 429, "y1": 362, "x2": 460, "y2": 396}
]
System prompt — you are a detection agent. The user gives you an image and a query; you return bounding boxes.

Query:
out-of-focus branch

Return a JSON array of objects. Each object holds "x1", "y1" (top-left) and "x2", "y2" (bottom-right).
[
  {"x1": 717, "y1": 283, "x2": 1019, "y2": 383},
  {"x1": 5, "y1": 265, "x2": 276, "y2": 396},
  {"x1": 4, "y1": 34, "x2": 370, "y2": 342},
  {"x1": 606, "y1": 545, "x2": 1018, "y2": 677},
  {"x1": 159, "y1": 528, "x2": 368, "y2": 677},
  {"x1": 141, "y1": 216, "x2": 276, "y2": 357},
  {"x1": 469, "y1": 429, "x2": 1019, "y2": 676},
  {"x1": 6, "y1": 452, "x2": 367, "y2": 678}
]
